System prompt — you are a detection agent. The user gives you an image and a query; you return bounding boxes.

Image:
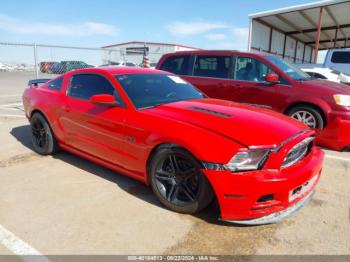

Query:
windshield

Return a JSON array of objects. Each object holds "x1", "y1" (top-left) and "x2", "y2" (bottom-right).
[
  {"x1": 264, "y1": 55, "x2": 311, "y2": 81},
  {"x1": 115, "y1": 74, "x2": 205, "y2": 109}
]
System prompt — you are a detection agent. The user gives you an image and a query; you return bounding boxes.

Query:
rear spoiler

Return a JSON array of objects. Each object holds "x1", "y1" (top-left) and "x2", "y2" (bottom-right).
[{"x1": 28, "y1": 78, "x2": 51, "y2": 87}]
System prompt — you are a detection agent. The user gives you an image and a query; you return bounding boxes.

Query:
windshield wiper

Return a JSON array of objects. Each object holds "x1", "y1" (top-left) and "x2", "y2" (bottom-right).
[{"x1": 138, "y1": 103, "x2": 163, "y2": 110}]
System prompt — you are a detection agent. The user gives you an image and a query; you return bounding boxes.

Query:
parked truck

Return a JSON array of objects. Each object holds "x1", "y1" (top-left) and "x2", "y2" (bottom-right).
[{"x1": 300, "y1": 49, "x2": 350, "y2": 76}]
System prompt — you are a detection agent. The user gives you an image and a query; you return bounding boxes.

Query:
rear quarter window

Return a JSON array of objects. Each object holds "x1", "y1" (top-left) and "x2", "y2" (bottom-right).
[
  {"x1": 48, "y1": 77, "x2": 63, "y2": 90},
  {"x1": 159, "y1": 55, "x2": 190, "y2": 75}
]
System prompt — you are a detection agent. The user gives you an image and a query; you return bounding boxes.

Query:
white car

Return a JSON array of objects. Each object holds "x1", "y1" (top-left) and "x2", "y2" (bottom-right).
[{"x1": 299, "y1": 67, "x2": 350, "y2": 85}]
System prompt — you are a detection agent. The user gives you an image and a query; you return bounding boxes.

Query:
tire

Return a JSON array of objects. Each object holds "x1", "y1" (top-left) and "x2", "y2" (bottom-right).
[
  {"x1": 149, "y1": 146, "x2": 214, "y2": 214},
  {"x1": 30, "y1": 112, "x2": 59, "y2": 155},
  {"x1": 287, "y1": 105, "x2": 324, "y2": 129}
]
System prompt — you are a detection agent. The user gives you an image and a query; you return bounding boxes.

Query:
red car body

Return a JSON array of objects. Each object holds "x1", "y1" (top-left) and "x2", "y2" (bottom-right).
[
  {"x1": 157, "y1": 50, "x2": 350, "y2": 151},
  {"x1": 23, "y1": 67, "x2": 324, "y2": 224}
]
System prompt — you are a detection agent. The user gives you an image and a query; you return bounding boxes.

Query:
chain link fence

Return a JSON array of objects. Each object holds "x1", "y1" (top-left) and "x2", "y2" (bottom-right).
[{"x1": 0, "y1": 42, "x2": 164, "y2": 80}]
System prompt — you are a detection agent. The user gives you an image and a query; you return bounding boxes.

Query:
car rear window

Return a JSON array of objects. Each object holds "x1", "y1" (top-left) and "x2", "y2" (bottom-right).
[
  {"x1": 159, "y1": 55, "x2": 190, "y2": 75},
  {"x1": 331, "y1": 52, "x2": 350, "y2": 64}
]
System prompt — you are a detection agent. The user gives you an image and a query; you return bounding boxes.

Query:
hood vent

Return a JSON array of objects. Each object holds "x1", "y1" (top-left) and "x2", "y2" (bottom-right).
[{"x1": 188, "y1": 107, "x2": 232, "y2": 118}]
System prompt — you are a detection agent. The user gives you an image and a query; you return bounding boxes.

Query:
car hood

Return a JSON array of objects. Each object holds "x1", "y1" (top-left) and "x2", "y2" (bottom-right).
[
  {"x1": 300, "y1": 79, "x2": 350, "y2": 94},
  {"x1": 145, "y1": 99, "x2": 307, "y2": 147}
]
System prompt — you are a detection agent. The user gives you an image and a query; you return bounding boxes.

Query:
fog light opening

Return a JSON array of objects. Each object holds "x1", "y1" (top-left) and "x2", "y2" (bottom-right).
[{"x1": 257, "y1": 194, "x2": 274, "y2": 203}]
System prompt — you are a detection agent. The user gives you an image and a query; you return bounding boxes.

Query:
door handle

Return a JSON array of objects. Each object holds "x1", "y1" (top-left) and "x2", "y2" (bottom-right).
[{"x1": 63, "y1": 105, "x2": 71, "y2": 112}]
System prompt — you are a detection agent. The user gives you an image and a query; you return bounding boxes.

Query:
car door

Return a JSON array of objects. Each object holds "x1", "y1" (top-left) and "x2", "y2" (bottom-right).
[
  {"x1": 59, "y1": 73, "x2": 128, "y2": 166},
  {"x1": 230, "y1": 56, "x2": 287, "y2": 111},
  {"x1": 182, "y1": 55, "x2": 234, "y2": 100}
]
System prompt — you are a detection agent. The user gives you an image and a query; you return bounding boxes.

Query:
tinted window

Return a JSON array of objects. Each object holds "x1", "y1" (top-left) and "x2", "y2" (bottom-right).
[
  {"x1": 160, "y1": 56, "x2": 190, "y2": 75},
  {"x1": 194, "y1": 55, "x2": 230, "y2": 79},
  {"x1": 115, "y1": 74, "x2": 204, "y2": 109},
  {"x1": 331, "y1": 52, "x2": 350, "y2": 63},
  {"x1": 68, "y1": 74, "x2": 115, "y2": 100},
  {"x1": 48, "y1": 77, "x2": 63, "y2": 90}
]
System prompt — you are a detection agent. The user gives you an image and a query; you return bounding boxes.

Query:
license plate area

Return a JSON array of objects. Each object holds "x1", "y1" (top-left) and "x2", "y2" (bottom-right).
[{"x1": 289, "y1": 175, "x2": 318, "y2": 202}]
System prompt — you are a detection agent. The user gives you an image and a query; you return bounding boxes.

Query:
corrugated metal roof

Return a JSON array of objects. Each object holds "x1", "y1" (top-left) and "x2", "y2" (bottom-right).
[
  {"x1": 249, "y1": 0, "x2": 350, "y2": 50},
  {"x1": 101, "y1": 41, "x2": 199, "y2": 50}
]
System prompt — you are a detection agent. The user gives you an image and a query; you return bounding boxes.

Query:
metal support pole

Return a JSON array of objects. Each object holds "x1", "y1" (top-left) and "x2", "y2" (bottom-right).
[
  {"x1": 310, "y1": 47, "x2": 313, "y2": 63},
  {"x1": 247, "y1": 18, "x2": 253, "y2": 51},
  {"x1": 33, "y1": 43, "x2": 39, "y2": 79},
  {"x1": 314, "y1": 7, "x2": 324, "y2": 63},
  {"x1": 268, "y1": 27, "x2": 273, "y2": 53},
  {"x1": 334, "y1": 28, "x2": 338, "y2": 48},
  {"x1": 294, "y1": 40, "x2": 298, "y2": 63},
  {"x1": 282, "y1": 35, "x2": 287, "y2": 58}
]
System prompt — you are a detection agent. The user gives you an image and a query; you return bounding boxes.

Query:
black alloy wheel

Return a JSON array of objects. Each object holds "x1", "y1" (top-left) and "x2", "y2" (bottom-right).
[
  {"x1": 150, "y1": 146, "x2": 214, "y2": 214},
  {"x1": 30, "y1": 112, "x2": 58, "y2": 155}
]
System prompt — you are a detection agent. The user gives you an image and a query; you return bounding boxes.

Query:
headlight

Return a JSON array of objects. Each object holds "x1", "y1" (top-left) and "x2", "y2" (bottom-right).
[
  {"x1": 334, "y1": 94, "x2": 350, "y2": 106},
  {"x1": 225, "y1": 149, "x2": 270, "y2": 172}
]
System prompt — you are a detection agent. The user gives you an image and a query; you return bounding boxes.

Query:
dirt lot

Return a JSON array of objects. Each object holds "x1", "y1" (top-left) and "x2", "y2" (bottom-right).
[{"x1": 0, "y1": 72, "x2": 349, "y2": 257}]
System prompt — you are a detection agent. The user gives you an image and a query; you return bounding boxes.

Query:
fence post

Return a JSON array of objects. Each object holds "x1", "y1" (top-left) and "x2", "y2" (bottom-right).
[{"x1": 33, "y1": 43, "x2": 39, "y2": 79}]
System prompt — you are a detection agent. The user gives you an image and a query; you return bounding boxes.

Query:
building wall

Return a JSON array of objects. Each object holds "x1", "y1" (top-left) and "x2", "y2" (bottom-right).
[
  {"x1": 250, "y1": 20, "x2": 314, "y2": 64},
  {"x1": 102, "y1": 43, "x2": 197, "y2": 66}
]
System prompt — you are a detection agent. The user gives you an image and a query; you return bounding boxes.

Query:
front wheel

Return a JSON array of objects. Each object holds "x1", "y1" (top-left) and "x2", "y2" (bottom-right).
[
  {"x1": 287, "y1": 106, "x2": 324, "y2": 129},
  {"x1": 149, "y1": 146, "x2": 214, "y2": 214}
]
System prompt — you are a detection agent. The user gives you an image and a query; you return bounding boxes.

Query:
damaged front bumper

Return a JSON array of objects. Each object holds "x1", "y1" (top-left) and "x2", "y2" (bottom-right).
[{"x1": 220, "y1": 190, "x2": 315, "y2": 225}]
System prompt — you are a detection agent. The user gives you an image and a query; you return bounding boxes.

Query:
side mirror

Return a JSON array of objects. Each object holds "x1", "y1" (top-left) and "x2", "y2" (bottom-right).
[
  {"x1": 90, "y1": 94, "x2": 120, "y2": 106},
  {"x1": 265, "y1": 72, "x2": 280, "y2": 84}
]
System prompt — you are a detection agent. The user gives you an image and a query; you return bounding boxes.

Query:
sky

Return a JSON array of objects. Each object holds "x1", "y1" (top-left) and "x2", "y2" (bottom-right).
[{"x1": 0, "y1": 0, "x2": 326, "y2": 64}]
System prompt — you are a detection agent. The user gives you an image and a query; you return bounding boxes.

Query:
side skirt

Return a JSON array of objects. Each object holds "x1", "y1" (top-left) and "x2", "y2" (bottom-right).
[{"x1": 58, "y1": 143, "x2": 148, "y2": 184}]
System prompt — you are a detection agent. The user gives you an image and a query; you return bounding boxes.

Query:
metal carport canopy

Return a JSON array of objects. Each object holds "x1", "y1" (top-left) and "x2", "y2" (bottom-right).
[{"x1": 248, "y1": 0, "x2": 350, "y2": 63}]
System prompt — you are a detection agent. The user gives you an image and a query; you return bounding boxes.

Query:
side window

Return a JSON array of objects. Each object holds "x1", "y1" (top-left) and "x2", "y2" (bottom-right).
[
  {"x1": 331, "y1": 52, "x2": 350, "y2": 64},
  {"x1": 48, "y1": 77, "x2": 63, "y2": 90},
  {"x1": 234, "y1": 56, "x2": 274, "y2": 82},
  {"x1": 68, "y1": 74, "x2": 115, "y2": 100},
  {"x1": 307, "y1": 72, "x2": 327, "y2": 79},
  {"x1": 193, "y1": 55, "x2": 231, "y2": 79},
  {"x1": 160, "y1": 55, "x2": 190, "y2": 75}
]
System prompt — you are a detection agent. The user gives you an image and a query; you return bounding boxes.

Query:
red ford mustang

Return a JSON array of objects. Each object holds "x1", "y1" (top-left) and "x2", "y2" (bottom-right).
[{"x1": 23, "y1": 67, "x2": 324, "y2": 225}]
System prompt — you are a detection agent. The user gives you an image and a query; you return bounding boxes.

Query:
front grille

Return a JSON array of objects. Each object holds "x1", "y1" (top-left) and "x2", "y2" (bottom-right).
[{"x1": 282, "y1": 137, "x2": 314, "y2": 168}]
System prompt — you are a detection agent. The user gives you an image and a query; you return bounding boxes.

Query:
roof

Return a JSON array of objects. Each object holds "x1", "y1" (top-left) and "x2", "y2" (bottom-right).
[
  {"x1": 249, "y1": 0, "x2": 350, "y2": 50},
  {"x1": 102, "y1": 41, "x2": 199, "y2": 50},
  {"x1": 72, "y1": 66, "x2": 168, "y2": 75},
  {"x1": 160, "y1": 50, "x2": 260, "y2": 56}
]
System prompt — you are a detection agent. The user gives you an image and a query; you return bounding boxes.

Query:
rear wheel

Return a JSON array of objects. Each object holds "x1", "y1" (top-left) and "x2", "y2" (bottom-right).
[
  {"x1": 30, "y1": 112, "x2": 58, "y2": 155},
  {"x1": 149, "y1": 146, "x2": 214, "y2": 214},
  {"x1": 287, "y1": 105, "x2": 324, "y2": 129}
]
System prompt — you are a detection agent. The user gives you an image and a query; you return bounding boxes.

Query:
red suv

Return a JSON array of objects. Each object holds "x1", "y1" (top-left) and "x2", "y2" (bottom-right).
[{"x1": 157, "y1": 50, "x2": 350, "y2": 151}]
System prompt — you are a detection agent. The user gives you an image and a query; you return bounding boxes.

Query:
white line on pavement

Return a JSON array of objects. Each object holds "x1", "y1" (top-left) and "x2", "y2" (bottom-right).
[
  {"x1": 0, "y1": 94, "x2": 21, "y2": 98},
  {"x1": 325, "y1": 154, "x2": 350, "y2": 162},
  {"x1": 0, "y1": 102, "x2": 23, "y2": 108},
  {"x1": 0, "y1": 224, "x2": 50, "y2": 262},
  {"x1": 0, "y1": 114, "x2": 25, "y2": 118}
]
